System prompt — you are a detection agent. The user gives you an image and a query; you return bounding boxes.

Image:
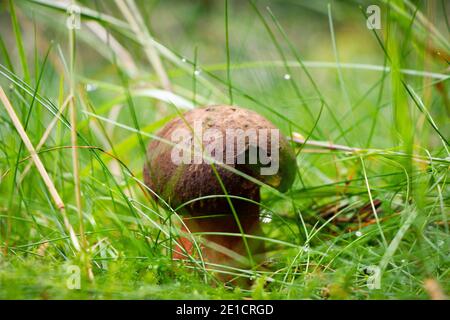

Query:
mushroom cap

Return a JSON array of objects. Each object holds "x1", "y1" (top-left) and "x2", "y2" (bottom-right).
[{"x1": 143, "y1": 105, "x2": 296, "y2": 214}]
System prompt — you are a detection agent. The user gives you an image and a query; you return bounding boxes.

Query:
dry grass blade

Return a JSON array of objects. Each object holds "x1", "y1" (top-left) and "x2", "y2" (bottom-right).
[
  {"x1": 423, "y1": 278, "x2": 448, "y2": 300},
  {"x1": 18, "y1": 94, "x2": 72, "y2": 183},
  {"x1": 291, "y1": 132, "x2": 449, "y2": 165},
  {"x1": 115, "y1": 0, "x2": 171, "y2": 91},
  {"x1": 0, "y1": 85, "x2": 81, "y2": 251},
  {"x1": 0, "y1": 85, "x2": 65, "y2": 210},
  {"x1": 291, "y1": 132, "x2": 361, "y2": 152}
]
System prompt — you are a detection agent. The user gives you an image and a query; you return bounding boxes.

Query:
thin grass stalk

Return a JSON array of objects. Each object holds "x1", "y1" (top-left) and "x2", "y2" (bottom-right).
[
  {"x1": 0, "y1": 85, "x2": 80, "y2": 251},
  {"x1": 68, "y1": 23, "x2": 93, "y2": 280}
]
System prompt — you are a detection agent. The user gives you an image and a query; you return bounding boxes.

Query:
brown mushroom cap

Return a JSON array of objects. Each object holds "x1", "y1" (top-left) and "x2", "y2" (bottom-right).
[{"x1": 143, "y1": 105, "x2": 296, "y2": 215}]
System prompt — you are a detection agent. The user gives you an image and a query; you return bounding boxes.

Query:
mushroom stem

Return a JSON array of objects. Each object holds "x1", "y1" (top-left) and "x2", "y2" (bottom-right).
[{"x1": 173, "y1": 196, "x2": 264, "y2": 267}]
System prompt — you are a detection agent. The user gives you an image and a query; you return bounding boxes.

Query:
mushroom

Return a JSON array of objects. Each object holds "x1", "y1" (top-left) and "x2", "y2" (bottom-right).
[{"x1": 143, "y1": 105, "x2": 296, "y2": 268}]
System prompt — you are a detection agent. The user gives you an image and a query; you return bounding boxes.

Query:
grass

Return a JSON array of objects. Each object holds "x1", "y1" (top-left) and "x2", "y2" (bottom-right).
[{"x1": 0, "y1": 0, "x2": 448, "y2": 299}]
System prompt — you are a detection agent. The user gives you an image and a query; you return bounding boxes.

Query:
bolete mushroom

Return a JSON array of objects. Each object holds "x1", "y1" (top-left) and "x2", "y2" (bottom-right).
[{"x1": 143, "y1": 105, "x2": 296, "y2": 268}]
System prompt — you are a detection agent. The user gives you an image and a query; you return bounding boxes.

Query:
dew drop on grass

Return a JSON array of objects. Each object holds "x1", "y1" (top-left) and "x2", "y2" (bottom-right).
[
  {"x1": 86, "y1": 83, "x2": 97, "y2": 92},
  {"x1": 261, "y1": 216, "x2": 272, "y2": 223},
  {"x1": 194, "y1": 69, "x2": 201, "y2": 76},
  {"x1": 260, "y1": 210, "x2": 272, "y2": 223},
  {"x1": 283, "y1": 73, "x2": 291, "y2": 80},
  {"x1": 181, "y1": 57, "x2": 187, "y2": 63},
  {"x1": 355, "y1": 231, "x2": 363, "y2": 237}
]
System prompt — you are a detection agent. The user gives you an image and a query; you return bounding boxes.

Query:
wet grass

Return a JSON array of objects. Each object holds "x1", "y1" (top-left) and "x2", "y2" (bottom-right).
[{"x1": 0, "y1": 0, "x2": 448, "y2": 299}]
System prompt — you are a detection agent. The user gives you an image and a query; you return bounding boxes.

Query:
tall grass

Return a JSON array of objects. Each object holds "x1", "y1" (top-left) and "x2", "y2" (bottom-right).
[{"x1": 0, "y1": 0, "x2": 448, "y2": 299}]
